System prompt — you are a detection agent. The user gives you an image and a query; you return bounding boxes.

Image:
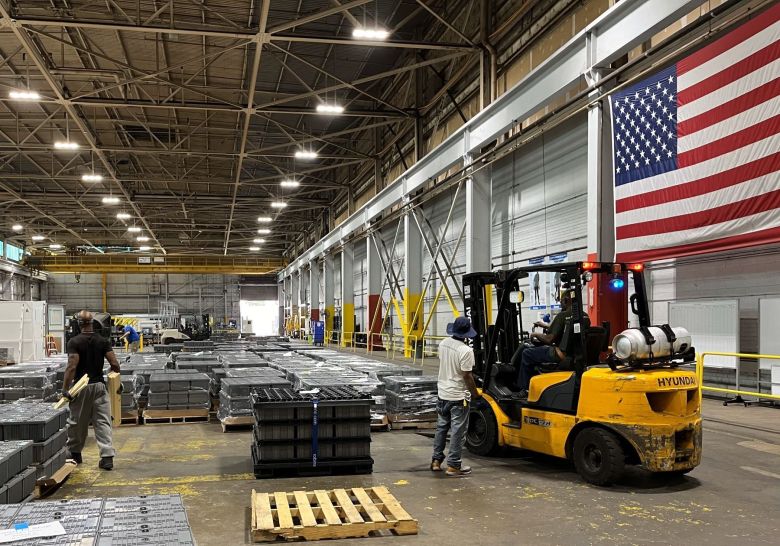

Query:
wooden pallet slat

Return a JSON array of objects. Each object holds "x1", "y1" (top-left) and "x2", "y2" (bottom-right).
[
  {"x1": 252, "y1": 490, "x2": 275, "y2": 531},
  {"x1": 371, "y1": 486, "x2": 417, "y2": 535},
  {"x1": 351, "y1": 488, "x2": 386, "y2": 523},
  {"x1": 251, "y1": 487, "x2": 418, "y2": 543},
  {"x1": 275, "y1": 491, "x2": 294, "y2": 530},
  {"x1": 332, "y1": 488, "x2": 364, "y2": 524},
  {"x1": 313, "y1": 490, "x2": 341, "y2": 526},
  {"x1": 293, "y1": 491, "x2": 318, "y2": 528}
]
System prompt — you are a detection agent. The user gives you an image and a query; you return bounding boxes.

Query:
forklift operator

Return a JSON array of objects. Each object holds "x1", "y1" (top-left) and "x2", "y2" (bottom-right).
[{"x1": 517, "y1": 292, "x2": 573, "y2": 398}]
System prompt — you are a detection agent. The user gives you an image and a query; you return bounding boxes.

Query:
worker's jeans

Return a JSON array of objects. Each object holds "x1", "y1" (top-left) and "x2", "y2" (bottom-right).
[
  {"x1": 128, "y1": 341, "x2": 139, "y2": 353},
  {"x1": 432, "y1": 398, "x2": 469, "y2": 469},
  {"x1": 518, "y1": 345, "x2": 560, "y2": 391},
  {"x1": 67, "y1": 382, "x2": 116, "y2": 458}
]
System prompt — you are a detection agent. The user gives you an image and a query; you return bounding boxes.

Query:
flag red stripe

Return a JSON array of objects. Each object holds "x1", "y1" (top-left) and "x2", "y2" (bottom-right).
[
  {"x1": 616, "y1": 152, "x2": 780, "y2": 213},
  {"x1": 678, "y1": 77, "x2": 780, "y2": 136},
  {"x1": 616, "y1": 225, "x2": 780, "y2": 262},
  {"x1": 677, "y1": 113, "x2": 780, "y2": 168},
  {"x1": 616, "y1": 187, "x2": 780, "y2": 239},
  {"x1": 677, "y1": 2, "x2": 780, "y2": 76},
  {"x1": 677, "y1": 39, "x2": 780, "y2": 104}
]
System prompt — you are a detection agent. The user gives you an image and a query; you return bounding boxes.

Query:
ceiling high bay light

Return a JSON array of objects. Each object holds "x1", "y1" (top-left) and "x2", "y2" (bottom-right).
[
  {"x1": 352, "y1": 28, "x2": 389, "y2": 40},
  {"x1": 315, "y1": 104, "x2": 344, "y2": 115}
]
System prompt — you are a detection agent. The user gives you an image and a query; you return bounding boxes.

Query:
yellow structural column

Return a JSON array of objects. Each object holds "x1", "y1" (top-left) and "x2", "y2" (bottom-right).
[
  {"x1": 404, "y1": 212, "x2": 423, "y2": 358},
  {"x1": 323, "y1": 254, "x2": 335, "y2": 338},
  {"x1": 341, "y1": 243, "x2": 355, "y2": 347}
]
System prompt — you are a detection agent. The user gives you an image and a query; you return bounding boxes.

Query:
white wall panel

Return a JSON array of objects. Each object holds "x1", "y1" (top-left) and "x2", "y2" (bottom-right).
[
  {"x1": 492, "y1": 113, "x2": 588, "y2": 268},
  {"x1": 648, "y1": 247, "x2": 780, "y2": 354},
  {"x1": 46, "y1": 273, "x2": 240, "y2": 321}
]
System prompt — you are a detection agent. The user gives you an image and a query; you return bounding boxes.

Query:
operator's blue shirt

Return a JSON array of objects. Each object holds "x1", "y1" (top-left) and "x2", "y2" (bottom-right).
[{"x1": 124, "y1": 325, "x2": 140, "y2": 342}]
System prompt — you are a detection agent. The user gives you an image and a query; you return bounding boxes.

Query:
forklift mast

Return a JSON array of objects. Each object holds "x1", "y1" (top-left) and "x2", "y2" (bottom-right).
[{"x1": 463, "y1": 271, "x2": 521, "y2": 384}]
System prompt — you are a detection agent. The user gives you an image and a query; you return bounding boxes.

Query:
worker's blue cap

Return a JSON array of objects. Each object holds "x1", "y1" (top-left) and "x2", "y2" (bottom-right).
[{"x1": 447, "y1": 316, "x2": 477, "y2": 339}]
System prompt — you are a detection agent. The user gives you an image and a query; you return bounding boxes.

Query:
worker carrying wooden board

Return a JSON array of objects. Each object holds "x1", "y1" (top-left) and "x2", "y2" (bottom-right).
[{"x1": 61, "y1": 310, "x2": 122, "y2": 471}]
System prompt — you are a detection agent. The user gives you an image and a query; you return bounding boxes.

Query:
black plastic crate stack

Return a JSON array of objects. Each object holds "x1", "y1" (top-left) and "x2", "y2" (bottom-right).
[
  {"x1": 217, "y1": 374, "x2": 290, "y2": 420},
  {"x1": 251, "y1": 386, "x2": 373, "y2": 478},
  {"x1": 146, "y1": 371, "x2": 210, "y2": 410},
  {"x1": 0, "y1": 371, "x2": 57, "y2": 401},
  {"x1": 0, "y1": 442, "x2": 35, "y2": 503},
  {"x1": 0, "y1": 400, "x2": 69, "y2": 486},
  {"x1": 153, "y1": 343, "x2": 184, "y2": 354},
  {"x1": 0, "y1": 494, "x2": 196, "y2": 545},
  {"x1": 120, "y1": 377, "x2": 136, "y2": 413},
  {"x1": 122, "y1": 357, "x2": 169, "y2": 409},
  {"x1": 384, "y1": 376, "x2": 439, "y2": 420},
  {"x1": 175, "y1": 353, "x2": 223, "y2": 375},
  {"x1": 182, "y1": 340, "x2": 215, "y2": 352}
]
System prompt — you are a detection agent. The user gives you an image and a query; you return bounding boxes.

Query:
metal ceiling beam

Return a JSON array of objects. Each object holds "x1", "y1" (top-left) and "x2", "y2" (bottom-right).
[
  {"x1": 0, "y1": 3, "x2": 167, "y2": 254},
  {"x1": 26, "y1": 254, "x2": 287, "y2": 275},
  {"x1": 414, "y1": 0, "x2": 476, "y2": 46},
  {"x1": 9, "y1": 17, "x2": 254, "y2": 39},
  {"x1": 267, "y1": 0, "x2": 372, "y2": 34},
  {"x1": 279, "y1": 0, "x2": 708, "y2": 278},
  {"x1": 224, "y1": 0, "x2": 271, "y2": 255},
  {"x1": 268, "y1": 35, "x2": 475, "y2": 50},
  {"x1": 256, "y1": 50, "x2": 470, "y2": 109}
]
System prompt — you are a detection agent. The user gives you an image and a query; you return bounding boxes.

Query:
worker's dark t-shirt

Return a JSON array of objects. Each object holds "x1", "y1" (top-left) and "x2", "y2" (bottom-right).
[
  {"x1": 66, "y1": 333, "x2": 112, "y2": 384},
  {"x1": 547, "y1": 309, "x2": 572, "y2": 345}
]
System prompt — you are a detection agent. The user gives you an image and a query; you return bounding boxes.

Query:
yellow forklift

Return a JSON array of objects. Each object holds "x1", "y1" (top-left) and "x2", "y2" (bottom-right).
[{"x1": 464, "y1": 262, "x2": 701, "y2": 485}]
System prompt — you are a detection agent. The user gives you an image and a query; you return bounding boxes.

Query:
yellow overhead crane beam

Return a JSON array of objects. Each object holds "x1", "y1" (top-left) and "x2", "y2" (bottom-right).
[{"x1": 26, "y1": 254, "x2": 287, "y2": 275}]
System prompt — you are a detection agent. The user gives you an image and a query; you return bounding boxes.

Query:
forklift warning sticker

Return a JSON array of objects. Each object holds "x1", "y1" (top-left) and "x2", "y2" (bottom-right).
[{"x1": 524, "y1": 416, "x2": 552, "y2": 428}]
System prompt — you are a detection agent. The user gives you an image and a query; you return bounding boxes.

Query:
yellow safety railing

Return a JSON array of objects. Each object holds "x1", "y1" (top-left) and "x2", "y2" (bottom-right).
[
  {"x1": 696, "y1": 351, "x2": 780, "y2": 403},
  {"x1": 420, "y1": 335, "x2": 448, "y2": 368}
]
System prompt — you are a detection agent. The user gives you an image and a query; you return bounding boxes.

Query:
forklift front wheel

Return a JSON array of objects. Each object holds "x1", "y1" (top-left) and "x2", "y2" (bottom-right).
[
  {"x1": 466, "y1": 402, "x2": 499, "y2": 456},
  {"x1": 572, "y1": 427, "x2": 626, "y2": 486}
]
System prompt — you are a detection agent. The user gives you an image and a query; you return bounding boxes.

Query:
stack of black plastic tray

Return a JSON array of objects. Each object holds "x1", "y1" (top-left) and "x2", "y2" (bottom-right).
[
  {"x1": 147, "y1": 371, "x2": 211, "y2": 410},
  {"x1": 251, "y1": 386, "x2": 372, "y2": 478},
  {"x1": 0, "y1": 400, "x2": 70, "y2": 487},
  {"x1": 218, "y1": 375, "x2": 290, "y2": 419},
  {"x1": 384, "y1": 375, "x2": 439, "y2": 419},
  {"x1": 0, "y1": 441, "x2": 35, "y2": 503}
]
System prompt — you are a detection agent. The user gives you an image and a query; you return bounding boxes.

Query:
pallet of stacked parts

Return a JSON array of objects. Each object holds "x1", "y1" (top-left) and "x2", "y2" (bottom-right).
[{"x1": 250, "y1": 386, "x2": 373, "y2": 478}]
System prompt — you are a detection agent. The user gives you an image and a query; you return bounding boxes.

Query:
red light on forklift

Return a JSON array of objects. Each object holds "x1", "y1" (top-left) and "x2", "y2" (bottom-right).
[
  {"x1": 627, "y1": 263, "x2": 645, "y2": 272},
  {"x1": 582, "y1": 262, "x2": 598, "y2": 270}
]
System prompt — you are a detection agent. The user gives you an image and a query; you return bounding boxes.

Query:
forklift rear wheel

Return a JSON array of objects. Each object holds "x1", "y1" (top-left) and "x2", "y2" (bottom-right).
[
  {"x1": 572, "y1": 427, "x2": 625, "y2": 486},
  {"x1": 466, "y1": 403, "x2": 499, "y2": 456}
]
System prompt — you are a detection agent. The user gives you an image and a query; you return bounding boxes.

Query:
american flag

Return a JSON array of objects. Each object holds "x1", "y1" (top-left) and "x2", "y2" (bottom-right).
[{"x1": 611, "y1": 4, "x2": 780, "y2": 262}]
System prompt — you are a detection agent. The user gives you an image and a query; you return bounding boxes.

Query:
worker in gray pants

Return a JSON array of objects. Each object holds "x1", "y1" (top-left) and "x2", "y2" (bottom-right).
[{"x1": 63, "y1": 310, "x2": 121, "y2": 470}]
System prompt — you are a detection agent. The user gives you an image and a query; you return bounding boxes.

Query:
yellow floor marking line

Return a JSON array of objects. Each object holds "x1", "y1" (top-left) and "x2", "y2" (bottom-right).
[
  {"x1": 94, "y1": 472, "x2": 255, "y2": 488},
  {"x1": 740, "y1": 466, "x2": 780, "y2": 480},
  {"x1": 737, "y1": 440, "x2": 780, "y2": 456},
  {"x1": 121, "y1": 438, "x2": 144, "y2": 452}
]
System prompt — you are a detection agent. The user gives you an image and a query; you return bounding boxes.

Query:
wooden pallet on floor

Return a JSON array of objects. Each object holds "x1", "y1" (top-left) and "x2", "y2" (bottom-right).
[
  {"x1": 370, "y1": 414, "x2": 390, "y2": 432},
  {"x1": 220, "y1": 415, "x2": 254, "y2": 432},
  {"x1": 120, "y1": 410, "x2": 139, "y2": 425},
  {"x1": 141, "y1": 408, "x2": 210, "y2": 424},
  {"x1": 251, "y1": 486, "x2": 418, "y2": 542},
  {"x1": 387, "y1": 414, "x2": 436, "y2": 430},
  {"x1": 35, "y1": 460, "x2": 77, "y2": 499}
]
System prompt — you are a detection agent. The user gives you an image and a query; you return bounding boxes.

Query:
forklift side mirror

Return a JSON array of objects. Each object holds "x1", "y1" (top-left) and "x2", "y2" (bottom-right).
[{"x1": 509, "y1": 291, "x2": 524, "y2": 304}]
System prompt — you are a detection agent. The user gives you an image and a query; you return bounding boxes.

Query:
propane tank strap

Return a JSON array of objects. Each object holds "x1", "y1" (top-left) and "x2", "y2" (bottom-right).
[{"x1": 659, "y1": 324, "x2": 677, "y2": 344}]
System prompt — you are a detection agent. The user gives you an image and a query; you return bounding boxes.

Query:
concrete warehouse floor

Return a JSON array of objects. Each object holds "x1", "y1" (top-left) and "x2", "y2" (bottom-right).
[{"x1": 45, "y1": 398, "x2": 780, "y2": 545}]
